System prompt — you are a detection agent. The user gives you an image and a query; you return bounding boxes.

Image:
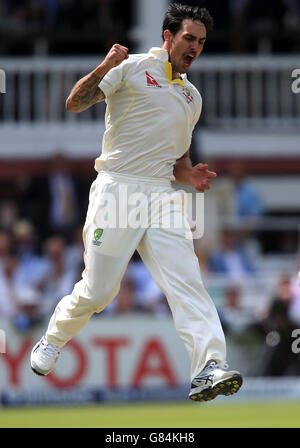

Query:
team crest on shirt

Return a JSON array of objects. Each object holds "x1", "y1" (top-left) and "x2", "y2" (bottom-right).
[
  {"x1": 93, "y1": 228, "x2": 103, "y2": 246},
  {"x1": 145, "y1": 71, "x2": 162, "y2": 88},
  {"x1": 182, "y1": 87, "x2": 194, "y2": 104}
]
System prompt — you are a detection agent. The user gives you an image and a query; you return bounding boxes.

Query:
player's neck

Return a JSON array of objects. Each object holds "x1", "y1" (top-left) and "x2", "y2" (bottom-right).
[
  {"x1": 172, "y1": 69, "x2": 181, "y2": 80},
  {"x1": 161, "y1": 43, "x2": 181, "y2": 80}
]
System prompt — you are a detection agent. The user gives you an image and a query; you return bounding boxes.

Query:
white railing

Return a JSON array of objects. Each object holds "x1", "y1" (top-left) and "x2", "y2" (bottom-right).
[
  {"x1": 0, "y1": 55, "x2": 300, "y2": 127},
  {"x1": 0, "y1": 58, "x2": 107, "y2": 123},
  {"x1": 189, "y1": 56, "x2": 300, "y2": 128}
]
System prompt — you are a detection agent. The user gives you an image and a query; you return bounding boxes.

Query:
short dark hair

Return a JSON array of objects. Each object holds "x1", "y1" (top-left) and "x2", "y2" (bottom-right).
[{"x1": 162, "y1": 3, "x2": 214, "y2": 40}]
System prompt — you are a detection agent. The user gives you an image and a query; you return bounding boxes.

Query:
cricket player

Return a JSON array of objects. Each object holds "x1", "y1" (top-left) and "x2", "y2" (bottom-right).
[{"x1": 31, "y1": 3, "x2": 242, "y2": 402}]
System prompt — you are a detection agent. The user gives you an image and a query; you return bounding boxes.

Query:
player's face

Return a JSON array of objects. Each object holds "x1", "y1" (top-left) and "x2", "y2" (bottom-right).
[{"x1": 164, "y1": 19, "x2": 207, "y2": 75}]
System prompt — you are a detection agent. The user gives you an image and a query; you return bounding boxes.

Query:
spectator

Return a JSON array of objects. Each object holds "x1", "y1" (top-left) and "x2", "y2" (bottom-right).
[
  {"x1": 45, "y1": 154, "x2": 80, "y2": 237},
  {"x1": 104, "y1": 253, "x2": 170, "y2": 317},
  {"x1": 13, "y1": 286, "x2": 41, "y2": 332},
  {"x1": 0, "y1": 201, "x2": 19, "y2": 231},
  {"x1": 65, "y1": 225, "x2": 85, "y2": 283},
  {"x1": 289, "y1": 253, "x2": 300, "y2": 324},
  {"x1": 114, "y1": 277, "x2": 136, "y2": 315},
  {"x1": 127, "y1": 253, "x2": 168, "y2": 316},
  {"x1": 0, "y1": 230, "x2": 16, "y2": 319},
  {"x1": 104, "y1": 271, "x2": 138, "y2": 315},
  {"x1": 24, "y1": 153, "x2": 87, "y2": 242},
  {"x1": 218, "y1": 285, "x2": 255, "y2": 335},
  {"x1": 208, "y1": 227, "x2": 257, "y2": 279},
  {"x1": 227, "y1": 160, "x2": 264, "y2": 227},
  {"x1": 0, "y1": 229, "x2": 12, "y2": 262},
  {"x1": 0, "y1": 254, "x2": 17, "y2": 319},
  {"x1": 12, "y1": 219, "x2": 46, "y2": 289},
  {"x1": 37, "y1": 235, "x2": 78, "y2": 316},
  {"x1": 249, "y1": 274, "x2": 300, "y2": 376},
  {"x1": 0, "y1": 253, "x2": 41, "y2": 330}
]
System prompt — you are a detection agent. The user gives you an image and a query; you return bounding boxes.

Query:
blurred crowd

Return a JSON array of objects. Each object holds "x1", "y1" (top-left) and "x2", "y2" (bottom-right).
[
  {"x1": 0, "y1": 221, "x2": 170, "y2": 328},
  {"x1": 181, "y1": 0, "x2": 300, "y2": 53},
  {"x1": 0, "y1": 0, "x2": 300, "y2": 55},
  {"x1": 0, "y1": 0, "x2": 133, "y2": 55}
]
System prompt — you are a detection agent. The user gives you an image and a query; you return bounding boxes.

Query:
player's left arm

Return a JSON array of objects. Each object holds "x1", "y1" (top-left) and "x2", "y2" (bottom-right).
[{"x1": 173, "y1": 150, "x2": 217, "y2": 192}]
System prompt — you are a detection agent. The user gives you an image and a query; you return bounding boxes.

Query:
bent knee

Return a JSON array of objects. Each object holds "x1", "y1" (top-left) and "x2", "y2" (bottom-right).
[
  {"x1": 75, "y1": 276, "x2": 121, "y2": 312},
  {"x1": 88, "y1": 283, "x2": 121, "y2": 312}
]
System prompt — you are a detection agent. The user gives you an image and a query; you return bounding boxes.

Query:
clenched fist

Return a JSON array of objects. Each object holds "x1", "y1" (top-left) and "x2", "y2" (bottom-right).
[{"x1": 103, "y1": 44, "x2": 129, "y2": 70}]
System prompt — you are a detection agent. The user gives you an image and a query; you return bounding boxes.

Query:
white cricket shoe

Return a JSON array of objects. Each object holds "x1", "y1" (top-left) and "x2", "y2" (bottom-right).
[
  {"x1": 189, "y1": 359, "x2": 242, "y2": 402},
  {"x1": 30, "y1": 336, "x2": 60, "y2": 376}
]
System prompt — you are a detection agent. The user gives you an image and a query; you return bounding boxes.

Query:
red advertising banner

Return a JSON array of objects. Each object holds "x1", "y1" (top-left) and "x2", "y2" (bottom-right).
[{"x1": 0, "y1": 316, "x2": 190, "y2": 405}]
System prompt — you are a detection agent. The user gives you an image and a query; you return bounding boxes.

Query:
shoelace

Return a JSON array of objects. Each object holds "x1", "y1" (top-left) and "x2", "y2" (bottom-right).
[
  {"x1": 39, "y1": 338, "x2": 60, "y2": 360},
  {"x1": 207, "y1": 361, "x2": 229, "y2": 370},
  {"x1": 193, "y1": 362, "x2": 216, "y2": 385},
  {"x1": 193, "y1": 360, "x2": 229, "y2": 385},
  {"x1": 205, "y1": 361, "x2": 217, "y2": 373}
]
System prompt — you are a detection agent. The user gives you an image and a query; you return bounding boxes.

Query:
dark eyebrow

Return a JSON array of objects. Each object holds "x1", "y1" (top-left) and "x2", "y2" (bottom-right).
[{"x1": 185, "y1": 33, "x2": 206, "y2": 42}]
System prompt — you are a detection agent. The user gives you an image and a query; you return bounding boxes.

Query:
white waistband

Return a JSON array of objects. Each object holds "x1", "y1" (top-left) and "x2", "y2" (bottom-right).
[{"x1": 98, "y1": 170, "x2": 172, "y2": 186}]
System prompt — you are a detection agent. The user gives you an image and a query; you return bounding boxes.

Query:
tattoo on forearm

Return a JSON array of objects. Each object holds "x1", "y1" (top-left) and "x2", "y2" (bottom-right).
[{"x1": 68, "y1": 72, "x2": 103, "y2": 111}]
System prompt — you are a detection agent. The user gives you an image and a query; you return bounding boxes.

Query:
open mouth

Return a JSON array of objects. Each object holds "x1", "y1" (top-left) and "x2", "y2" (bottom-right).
[{"x1": 183, "y1": 54, "x2": 195, "y2": 67}]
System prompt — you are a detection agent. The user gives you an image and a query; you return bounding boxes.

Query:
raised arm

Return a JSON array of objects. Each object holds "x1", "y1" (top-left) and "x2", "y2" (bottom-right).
[
  {"x1": 173, "y1": 150, "x2": 217, "y2": 192},
  {"x1": 65, "y1": 44, "x2": 129, "y2": 113}
]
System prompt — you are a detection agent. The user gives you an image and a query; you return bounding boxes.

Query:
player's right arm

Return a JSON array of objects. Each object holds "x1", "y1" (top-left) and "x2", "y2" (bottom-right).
[{"x1": 65, "y1": 44, "x2": 129, "y2": 113}]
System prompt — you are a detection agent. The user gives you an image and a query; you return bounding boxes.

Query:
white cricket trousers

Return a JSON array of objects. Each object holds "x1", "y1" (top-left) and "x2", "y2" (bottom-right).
[{"x1": 46, "y1": 170, "x2": 226, "y2": 380}]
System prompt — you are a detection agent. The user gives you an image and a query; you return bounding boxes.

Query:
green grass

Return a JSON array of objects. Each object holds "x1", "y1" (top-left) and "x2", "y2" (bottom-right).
[{"x1": 0, "y1": 401, "x2": 299, "y2": 428}]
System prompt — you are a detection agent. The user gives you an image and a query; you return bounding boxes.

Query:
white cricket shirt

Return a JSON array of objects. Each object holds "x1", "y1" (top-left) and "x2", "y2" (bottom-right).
[{"x1": 96, "y1": 47, "x2": 202, "y2": 180}]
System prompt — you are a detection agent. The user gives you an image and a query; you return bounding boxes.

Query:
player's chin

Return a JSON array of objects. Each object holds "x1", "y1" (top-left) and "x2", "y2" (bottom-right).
[
  {"x1": 181, "y1": 63, "x2": 190, "y2": 73},
  {"x1": 181, "y1": 59, "x2": 193, "y2": 72}
]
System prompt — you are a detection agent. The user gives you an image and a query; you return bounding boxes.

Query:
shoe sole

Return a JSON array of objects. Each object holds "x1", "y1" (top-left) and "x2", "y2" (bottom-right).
[
  {"x1": 189, "y1": 373, "x2": 243, "y2": 402},
  {"x1": 31, "y1": 366, "x2": 46, "y2": 376}
]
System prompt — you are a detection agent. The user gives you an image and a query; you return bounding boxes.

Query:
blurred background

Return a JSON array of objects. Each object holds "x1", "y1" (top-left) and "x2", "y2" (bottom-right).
[{"x1": 0, "y1": 0, "x2": 300, "y2": 415}]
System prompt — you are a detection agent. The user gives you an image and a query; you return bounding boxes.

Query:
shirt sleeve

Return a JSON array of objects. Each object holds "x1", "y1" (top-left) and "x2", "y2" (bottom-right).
[{"x1": 99, "y1": 58, "x2": 130, "y2": 97}]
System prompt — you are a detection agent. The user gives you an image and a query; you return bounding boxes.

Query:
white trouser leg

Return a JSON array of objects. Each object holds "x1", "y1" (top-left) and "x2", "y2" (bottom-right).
[
  {"x1": 46, "y1": 174, "x2": 145, "y2": 347},
  {"x1": 138, "y1": 224, "x2": 226, "y2": 381}
]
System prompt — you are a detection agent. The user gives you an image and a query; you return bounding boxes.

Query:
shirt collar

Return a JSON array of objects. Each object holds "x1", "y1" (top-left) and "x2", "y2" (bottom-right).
[
  {"x1": 148, "y1": 47, "x2": 169, "y2": 62},
  {"x1": 148, "y1": 47, "x2": 187, "y2": 86}
]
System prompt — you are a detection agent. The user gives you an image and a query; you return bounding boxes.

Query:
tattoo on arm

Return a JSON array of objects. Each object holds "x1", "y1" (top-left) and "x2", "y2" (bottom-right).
[{"x1": 66, "y1": 71, "x2": 105, "y2": 112}]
